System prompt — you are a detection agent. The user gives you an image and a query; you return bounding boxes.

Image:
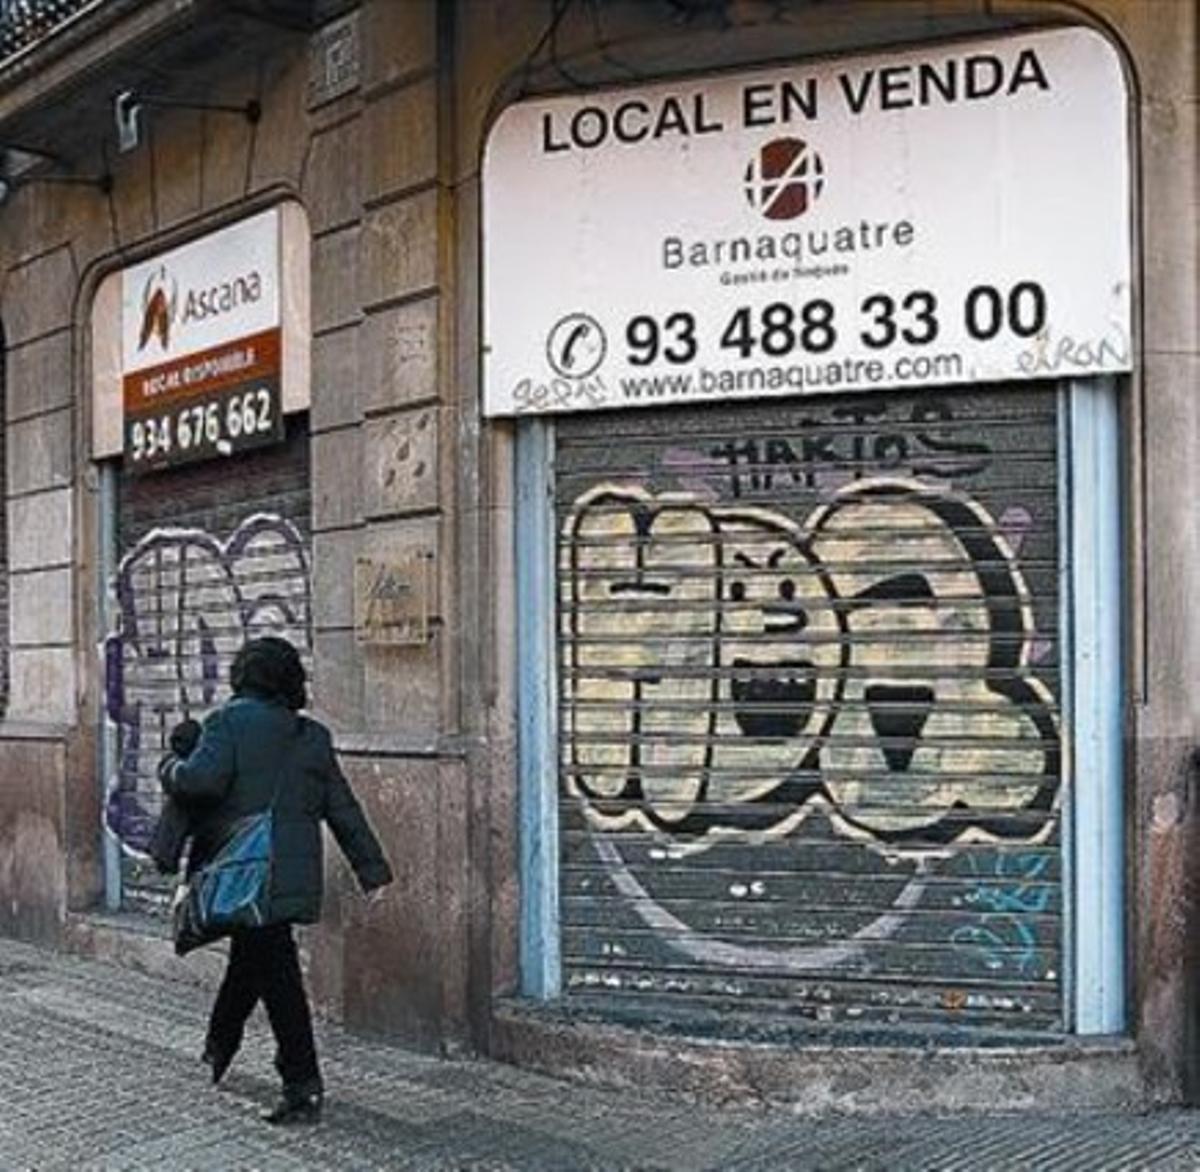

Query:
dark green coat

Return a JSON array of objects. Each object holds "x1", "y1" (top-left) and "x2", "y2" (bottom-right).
[{"x1": 164, "y1": 695, "x2": 393, "y2": 925}]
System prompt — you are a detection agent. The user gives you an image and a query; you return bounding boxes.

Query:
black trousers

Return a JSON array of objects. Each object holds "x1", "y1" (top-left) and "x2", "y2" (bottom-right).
[{"x1": 206, "y1": 923, "x2": 321, "y2": 1089}]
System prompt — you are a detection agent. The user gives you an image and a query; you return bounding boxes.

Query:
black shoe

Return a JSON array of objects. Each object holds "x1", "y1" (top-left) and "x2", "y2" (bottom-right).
[
  {"x1": 201, "y1": 1044, "x2": 235, "y2": 1086},
  {"x1": 262, "y1": 1086, "x2": 322, "y2": 1125}
]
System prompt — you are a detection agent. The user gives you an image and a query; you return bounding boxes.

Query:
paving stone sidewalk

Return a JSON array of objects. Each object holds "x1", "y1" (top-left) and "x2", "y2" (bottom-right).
[{"x1": 0, "y1": 936, "x2": 1196, "y2": 1171}]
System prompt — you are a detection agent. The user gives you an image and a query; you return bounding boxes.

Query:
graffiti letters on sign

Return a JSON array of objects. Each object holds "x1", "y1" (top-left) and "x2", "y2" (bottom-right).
[{"x1": 1016, "y1": 321, "x2": 1130, "y2": 377}]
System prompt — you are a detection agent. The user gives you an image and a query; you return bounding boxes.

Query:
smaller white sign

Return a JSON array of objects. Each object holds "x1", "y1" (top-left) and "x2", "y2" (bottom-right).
[{"x1": 122, "y1": 209, "x2": 280, "y2": 373}]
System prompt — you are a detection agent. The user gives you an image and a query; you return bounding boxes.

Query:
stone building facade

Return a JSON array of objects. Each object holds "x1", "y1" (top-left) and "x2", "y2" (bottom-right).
[{"x1": 0, "y1": 0, "x2": 1195, "y2": 1109}]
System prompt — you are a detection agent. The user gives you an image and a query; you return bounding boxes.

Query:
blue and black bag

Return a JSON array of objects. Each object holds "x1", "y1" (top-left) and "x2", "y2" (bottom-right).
[{"x1": 172, "y1": 803, "x2": 276, "y2": 956}]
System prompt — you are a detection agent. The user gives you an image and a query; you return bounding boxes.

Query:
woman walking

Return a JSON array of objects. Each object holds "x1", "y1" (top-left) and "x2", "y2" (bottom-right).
[{"x1": 160, "y1": 636, "x2": 393, "y2": 1124}]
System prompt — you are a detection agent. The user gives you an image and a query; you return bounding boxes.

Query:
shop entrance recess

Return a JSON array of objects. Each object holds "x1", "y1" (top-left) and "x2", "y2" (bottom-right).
[
  {"x1": 518, "y1": 380, "x2": 1124, "y2": 1035},
  {"x1": 100, "y1": 420, "x2": 312, "y2": 913}
]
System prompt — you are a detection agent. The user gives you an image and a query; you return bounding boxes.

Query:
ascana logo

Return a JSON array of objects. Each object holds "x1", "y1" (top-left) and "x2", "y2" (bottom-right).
[
  {"x1": 138, "y1": 265, "x2": 178, "y2": 353},
  {"x1": 744, "y1": 137, "x2": 825, "y2": 221},
  {"x1": 136, "y1": 263, "x2": 265, "y2": 356}
]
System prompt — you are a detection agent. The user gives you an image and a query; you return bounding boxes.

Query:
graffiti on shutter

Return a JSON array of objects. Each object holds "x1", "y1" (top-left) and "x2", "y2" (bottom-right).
[
  {"x1": 556, "y1": 388, "x2": 1062, "y2": 1029},
  {"x1": 104, "y1": 419, "x2": 311, "y2": 910}
]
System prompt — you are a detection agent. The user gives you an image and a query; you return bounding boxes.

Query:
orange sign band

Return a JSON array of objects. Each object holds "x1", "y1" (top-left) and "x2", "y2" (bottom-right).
[{"x1": 123, "y1": 327, "x2": 281, "y2": 415}]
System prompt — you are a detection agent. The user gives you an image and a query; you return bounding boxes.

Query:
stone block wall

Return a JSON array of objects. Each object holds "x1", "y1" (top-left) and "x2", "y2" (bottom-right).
[
  {"x1": 0, "y1": 0, "x2": 469, "y2": 1050},
  {"x1": 299, "y1": 1, "x2": 465, "y2": 1043}
]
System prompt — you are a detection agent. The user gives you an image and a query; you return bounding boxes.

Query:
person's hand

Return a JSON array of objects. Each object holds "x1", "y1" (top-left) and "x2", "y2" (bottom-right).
[{"x1": 168, "y1": 718, "x2": 202, "y2": 757}]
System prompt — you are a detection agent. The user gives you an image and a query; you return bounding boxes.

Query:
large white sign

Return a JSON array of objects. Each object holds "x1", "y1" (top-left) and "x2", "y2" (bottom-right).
[{"x1": 482, "y1": 28, "x2": 1131, "y2": 418}]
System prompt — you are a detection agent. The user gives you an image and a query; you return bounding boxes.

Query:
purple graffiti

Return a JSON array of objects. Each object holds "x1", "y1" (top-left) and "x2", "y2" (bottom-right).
[{"x1": 104, "y1": 513, "x2": 311, "y2": 853}]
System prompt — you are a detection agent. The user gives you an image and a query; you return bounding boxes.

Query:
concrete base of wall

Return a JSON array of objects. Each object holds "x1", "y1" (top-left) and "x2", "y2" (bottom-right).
[
  {"x1": 63, "y1": 912, "x2": 227, "y2": 993},
  {"x1": 491, "y1": 1000, "x2": 1149, "y2": 1114}
]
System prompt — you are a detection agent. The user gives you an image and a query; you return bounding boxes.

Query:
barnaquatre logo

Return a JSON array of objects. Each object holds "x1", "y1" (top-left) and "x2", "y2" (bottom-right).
[
  {"x1": 138, "y1": 264, "x2": 178, "y2": 353},
  {"x1": 744, "y1": 137, "x2": 825, "y2": 221}
]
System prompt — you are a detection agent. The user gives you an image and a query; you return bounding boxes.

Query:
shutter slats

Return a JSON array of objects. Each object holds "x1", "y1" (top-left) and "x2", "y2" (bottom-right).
[
  {"x1": 112, "y1": 418, "x2": 311, "y2": 912},
  {"x1": 554, "y1": 386, "x2": 1063, "y2": 1031}
]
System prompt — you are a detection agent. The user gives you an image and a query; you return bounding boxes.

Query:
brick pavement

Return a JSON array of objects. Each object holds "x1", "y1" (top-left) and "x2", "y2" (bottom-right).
[{"x1": 0, "y1": 936, "x2": 1196, "y2": 1170}]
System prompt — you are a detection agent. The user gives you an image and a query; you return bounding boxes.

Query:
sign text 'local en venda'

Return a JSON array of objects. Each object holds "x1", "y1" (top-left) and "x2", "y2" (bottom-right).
[{"x1": 482, "y1": 28, "x2": 1131, "y2": 417}]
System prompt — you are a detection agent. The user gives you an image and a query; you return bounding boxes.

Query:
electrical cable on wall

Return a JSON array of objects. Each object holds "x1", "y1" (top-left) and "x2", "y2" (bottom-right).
[
  {"x1": 585, "y1": 0, "x2": 643, "y2": 80},
  {"x1": 518, "y1": 0, "x2": 580, "y2": 93}
]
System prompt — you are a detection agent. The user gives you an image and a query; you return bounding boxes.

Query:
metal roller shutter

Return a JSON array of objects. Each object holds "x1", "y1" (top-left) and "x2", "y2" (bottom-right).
[
  {"x1": 556, "y1": 386, "x2": 1063, "y2": 1031},
  {"x1": 106, "y1": 416, "x2": 312, "y2": 913}
]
